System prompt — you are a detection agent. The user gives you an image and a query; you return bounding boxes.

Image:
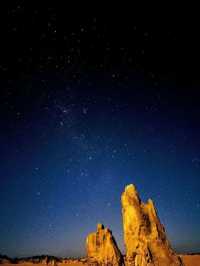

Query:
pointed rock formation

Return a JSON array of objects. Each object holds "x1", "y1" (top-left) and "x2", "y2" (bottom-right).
[
  {"x1": 86, "y1": 223, "x2": 124, "y2": 266},
  {"x1": 121, "y1": 184, "x2": 183, "y2": 266}
]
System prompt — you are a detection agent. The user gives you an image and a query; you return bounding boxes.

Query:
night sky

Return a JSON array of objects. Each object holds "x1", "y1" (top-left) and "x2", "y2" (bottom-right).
[{"x1": 0, "y1": 4, "x2": 200, "y2": 258}]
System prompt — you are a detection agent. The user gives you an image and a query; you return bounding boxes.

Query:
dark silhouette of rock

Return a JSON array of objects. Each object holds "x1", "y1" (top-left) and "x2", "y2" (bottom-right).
[
  {"x1": 86, "y1": 223, "x2": 124, "y2": 266},
  {"x1": 121, "y1": 184, "x2": 184, "y2": 266}
]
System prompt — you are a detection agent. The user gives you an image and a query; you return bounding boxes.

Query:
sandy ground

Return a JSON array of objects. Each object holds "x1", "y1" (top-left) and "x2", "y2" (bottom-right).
[
  {"x1": 2, "y1": 264, "x2": 85, "y2": 266},
  {"x1": 2, "y1": 255, "x2": 200, "y2": 266},
  {"x1": 180, "y1": 254, "x2": 200, "y2": 266}
]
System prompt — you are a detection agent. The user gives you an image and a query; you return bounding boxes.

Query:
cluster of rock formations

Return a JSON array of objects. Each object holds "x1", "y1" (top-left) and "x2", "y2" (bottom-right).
[{"x1": 86, "y1": 184, "x2": 184, "y2": 266}]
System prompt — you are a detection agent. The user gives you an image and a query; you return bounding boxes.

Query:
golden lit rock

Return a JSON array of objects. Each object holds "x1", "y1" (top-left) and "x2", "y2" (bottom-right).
[
  {"x1": 86, "y1": 223, "x2": 124, "y2": 266},
  {"x1": 121, "y1": 184, "x2": 184, "y2": 266}
]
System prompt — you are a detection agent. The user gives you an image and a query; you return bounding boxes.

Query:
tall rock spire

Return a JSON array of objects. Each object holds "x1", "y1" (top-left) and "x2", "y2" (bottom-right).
[
  {"x1": 121, "y1": 184, "x2": 183, "y2": 266},
  {"x1": 86, "y1": 223, "x2": 124, "y2": 266}
]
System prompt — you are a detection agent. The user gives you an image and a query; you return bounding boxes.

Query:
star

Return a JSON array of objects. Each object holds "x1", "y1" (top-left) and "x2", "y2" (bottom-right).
[{"x1": 82, "y1": 107, "x2": 88, "y2": 115}]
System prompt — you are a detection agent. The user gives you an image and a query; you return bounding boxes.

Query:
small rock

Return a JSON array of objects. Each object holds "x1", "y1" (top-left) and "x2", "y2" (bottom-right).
[{"x1": 86, "y1": 223, "x2": 124, "y2": 266}]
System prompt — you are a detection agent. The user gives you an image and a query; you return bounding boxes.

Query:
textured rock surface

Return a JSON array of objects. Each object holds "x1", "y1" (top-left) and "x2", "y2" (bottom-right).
[
  {"x1": 86, "y1": 223, "x2": 124, "y2": 265},
  {"x1": 121, "y1": 184, "x2": 183, "y2": 266}
]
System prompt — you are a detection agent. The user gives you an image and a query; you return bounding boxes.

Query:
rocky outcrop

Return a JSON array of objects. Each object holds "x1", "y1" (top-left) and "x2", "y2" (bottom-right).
[
  {"x1": 121, "y1": 184, "x2": 183, "y2": 266},
  {"x1": 86, "y1": 223, "x2": 124, "y2": 266}
]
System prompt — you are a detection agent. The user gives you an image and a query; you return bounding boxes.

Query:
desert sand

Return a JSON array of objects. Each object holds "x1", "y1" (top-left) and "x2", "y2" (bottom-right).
[
  {"x1": 1, "y1": 255, "x2": 200, "y2": 266},
  {"x1": 180, "y1": 254, "x2": 200, "y2": 266},
  {"x1": 1, "y1": 262, "x2": 86, "y2": 266}
]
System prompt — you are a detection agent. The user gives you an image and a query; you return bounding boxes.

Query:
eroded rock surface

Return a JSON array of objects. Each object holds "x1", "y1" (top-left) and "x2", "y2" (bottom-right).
[
  {"x1": 86, "y1": 223, "x2": 124, "y2": 266},
  {"x1": 121, "y1": 184, "x2": 183, "y2": 266}
]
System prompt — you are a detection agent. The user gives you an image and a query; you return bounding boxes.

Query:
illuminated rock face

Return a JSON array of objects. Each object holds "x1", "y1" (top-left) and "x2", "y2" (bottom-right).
[
  {"x1": 86, "y1": 223, "x2": 124, "y2": 266},
  {"x1": 121, "y1": 184, "x2": 183, "y2": 266}
]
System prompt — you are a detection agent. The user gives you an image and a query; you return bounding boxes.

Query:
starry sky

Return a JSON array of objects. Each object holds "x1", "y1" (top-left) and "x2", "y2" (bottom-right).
[{"x1": 0, "y1": 3, "x2": 200, "y2": 258}]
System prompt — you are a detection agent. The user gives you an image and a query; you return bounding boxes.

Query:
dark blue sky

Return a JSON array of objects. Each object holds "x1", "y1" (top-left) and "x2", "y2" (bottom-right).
[
  {"x1": 0, "y1": 77, "x2": 200, "y2": 257},
  {"x1": 1, "y1": 4, "x2": 200, "y2": 258}
]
